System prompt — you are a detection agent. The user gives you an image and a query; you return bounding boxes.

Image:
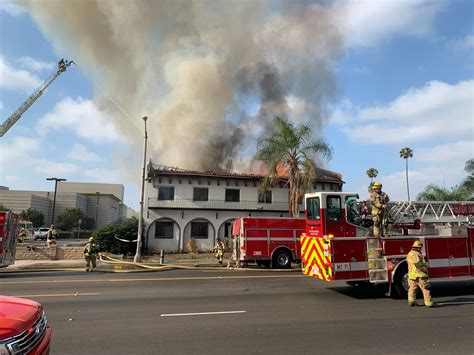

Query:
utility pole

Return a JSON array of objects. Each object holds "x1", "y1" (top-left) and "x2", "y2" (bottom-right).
[
  {"x1": 134, "y1": 116, "x2": 148, "y2": 263},
  {"x1": 46, "y1": 177, "x2": 67, "y2": 225}
]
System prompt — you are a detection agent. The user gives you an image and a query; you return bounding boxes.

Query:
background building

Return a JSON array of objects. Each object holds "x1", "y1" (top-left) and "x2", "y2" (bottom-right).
[
  {"x1": 0, "y1": 182, "x2": 133, "y2": 228},
  {"x1": 144, "y1": 164, "x2": 343, "y2": 254}
]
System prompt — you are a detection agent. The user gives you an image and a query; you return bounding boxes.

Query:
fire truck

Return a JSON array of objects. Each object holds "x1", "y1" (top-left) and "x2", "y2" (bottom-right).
[
  {"x1": 231, "y1": 217, "x2": 305, "y2": 268},
  {"x1": 300, "y1": 192, "x2": 474, "y2": 297},
  {"x1": 0, "y1": 210, "x2": 19, "y2": 268}
]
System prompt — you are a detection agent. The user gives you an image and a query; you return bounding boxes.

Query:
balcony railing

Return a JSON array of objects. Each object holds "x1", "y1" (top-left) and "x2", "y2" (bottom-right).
[{"x1": 147, "y1": 198, "x2": 302, "y2": 212}]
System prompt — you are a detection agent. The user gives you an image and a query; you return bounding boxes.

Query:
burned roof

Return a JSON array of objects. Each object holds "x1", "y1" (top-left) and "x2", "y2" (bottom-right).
[{"x1": 147, "y1": 163, "x2": 343, "y2": 183}]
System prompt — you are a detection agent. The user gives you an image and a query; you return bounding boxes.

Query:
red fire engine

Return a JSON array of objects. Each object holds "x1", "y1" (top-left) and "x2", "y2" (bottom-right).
[
  {"x1": 231, "y1": 217, "x2": 305, "y2": 268},
  {"x1": 301, "y1": 192, "x2": 474, "y2": 297},
  {"x1": 0, "y1": 210, "x2": 19, "y2": 268}
]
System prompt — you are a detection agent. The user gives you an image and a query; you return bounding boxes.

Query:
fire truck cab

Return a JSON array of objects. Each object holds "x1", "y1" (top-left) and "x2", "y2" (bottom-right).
[{"x1": 301, "y1": 192, "x2": 474, "y2": 297}]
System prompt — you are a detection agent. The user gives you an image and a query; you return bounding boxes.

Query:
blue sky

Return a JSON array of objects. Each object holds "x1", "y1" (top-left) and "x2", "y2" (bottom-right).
[{"x1": 0, "y1": 0, "x2": 473, "y2": 209}]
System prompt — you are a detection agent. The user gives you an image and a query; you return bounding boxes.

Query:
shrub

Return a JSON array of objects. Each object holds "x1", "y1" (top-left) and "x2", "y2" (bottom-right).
[{"x1": 93, "y1": 217, "x2": 138, "y2": 256}]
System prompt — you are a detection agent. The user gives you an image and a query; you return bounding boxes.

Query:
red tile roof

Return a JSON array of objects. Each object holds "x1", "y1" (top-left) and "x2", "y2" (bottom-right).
[{"x1": 148, "y1": 164, "x2": 343, "y2": 183}]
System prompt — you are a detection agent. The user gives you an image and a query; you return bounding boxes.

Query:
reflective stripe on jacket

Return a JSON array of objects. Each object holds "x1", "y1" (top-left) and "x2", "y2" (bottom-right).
[{"x1": 407, "y1": 249, "x2": 428, "y2": 279}]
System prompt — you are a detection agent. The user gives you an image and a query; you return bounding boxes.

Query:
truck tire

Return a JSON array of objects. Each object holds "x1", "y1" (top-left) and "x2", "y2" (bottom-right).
[
  {"x1": 393, "y1": 264, "x2": 409, "y2": 299},
  {"x1": 272, "y1": 250, "x2": 292, "y2": 269}
]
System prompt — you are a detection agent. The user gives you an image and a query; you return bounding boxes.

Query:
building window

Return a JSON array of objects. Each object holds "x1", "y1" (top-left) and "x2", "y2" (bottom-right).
[
  {"x1": 155, "y1": 221, "x2": 174, "y2": 239},
  {"x1": 191, "y1": 221, "x2": 208, "y2": 239},
  {"x1": 193, "y1": 187, "x2": 209, "y2": 201},
  {"x1": 158, "y1": 186, "x2": 174, "y2": 200},
  {"x1": 258, "y1": 190, "x2": 272, "y2": 203},
  {"x1": 225, "y1": 189, "x2": 240, "y2": 202}
]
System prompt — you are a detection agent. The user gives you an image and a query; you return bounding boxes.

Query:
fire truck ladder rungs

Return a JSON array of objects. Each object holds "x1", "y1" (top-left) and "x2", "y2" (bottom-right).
[
  {"x1": 388, "y1": 201, "x2": 473, "y2": 225},
  {"x1": 366, "y1": 238, "x2": 388, "y2": 283}
]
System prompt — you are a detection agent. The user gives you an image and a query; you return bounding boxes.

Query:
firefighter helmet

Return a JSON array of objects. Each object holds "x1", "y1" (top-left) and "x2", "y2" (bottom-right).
[
  {"x1": 372, "y1": 182, "x2": 382, "y2": 188},
  {"x1": 412, "y1": 240, "x2": 423, "y2": 249},
  {"x1": 89, "y1": 236, "x2": 95, "y2": 242}
]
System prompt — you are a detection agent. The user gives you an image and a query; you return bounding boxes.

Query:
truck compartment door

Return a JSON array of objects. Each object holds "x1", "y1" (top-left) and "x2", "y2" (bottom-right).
[{"x1": 301, "y1": 235, "x2": 333, "y2": 282}]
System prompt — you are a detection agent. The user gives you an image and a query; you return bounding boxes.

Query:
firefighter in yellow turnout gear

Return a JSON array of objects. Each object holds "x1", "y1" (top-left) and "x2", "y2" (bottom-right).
[
  {"x1": 84, "y1": 236, "x2": 100, "y2": 272},
  {"x1": 406, "y1": 240, "x2": 434, "y2": 307},
  {"x1": 47, "y1": 224, "x2": 57, "y2": 248},
  {"x1": 369, "y1": 182, "x2": 390, "y2": 237},
  {"x1": 213, "y1": 237, "x2": 225, "y2": 264}
]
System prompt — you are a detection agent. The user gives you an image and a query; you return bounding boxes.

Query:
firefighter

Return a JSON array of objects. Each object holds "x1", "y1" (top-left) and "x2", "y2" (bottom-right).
[
  {"x1": 213, "y1": 237, "x2": 225, "y2": 264},
  {"x1": 18, "y1": 228, "x2": 27, "y2": 243},
  {"x1": 47, "y1": 224, "x2": 57, "y2": 248},
  {"x1": 369, "y1": 182, "x2": 390, "y2": 237},
  {"x1": 406, "y1": 240, "x2": 434, "y2": 307},
  {"x1": 84, "y1": 236, "x2": 100, "y2": 272}
]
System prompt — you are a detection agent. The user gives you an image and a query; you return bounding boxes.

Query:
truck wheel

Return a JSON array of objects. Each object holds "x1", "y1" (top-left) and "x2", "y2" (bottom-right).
[
  {"x1": 393, "y1": 265, "x2": 409, "y2": 299},
  {"x1": 272, "y1": 250, "x2": 292, "y2": 269}
]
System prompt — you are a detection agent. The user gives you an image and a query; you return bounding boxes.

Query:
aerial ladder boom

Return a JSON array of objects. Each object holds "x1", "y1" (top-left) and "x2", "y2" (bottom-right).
[{"x1": 0, "y1": 59, "x2": 75, "y2": 138}]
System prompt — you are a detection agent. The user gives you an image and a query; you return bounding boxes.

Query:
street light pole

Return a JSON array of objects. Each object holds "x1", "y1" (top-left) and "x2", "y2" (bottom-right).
[
  {"x1": 134, "y1": 116, "x2": 148, "y2": 263},
  {"x1": 46, "y1": 177, "x2": 67, "y2": 225}
]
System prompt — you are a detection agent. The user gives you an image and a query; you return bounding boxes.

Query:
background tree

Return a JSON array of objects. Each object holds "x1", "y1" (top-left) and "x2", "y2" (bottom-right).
[
  {"x1": 254, "y1": 116, "x2": 332, "y2": 217},
  {"x1": 461, "y1": 158, "x2": 474, "y2": 197},
  {"x1": 399, "y1": 147, "x2": 413, "y2": 201},
  {"x1": 56, "y1": 208, "x2": 95, "y2": 230},
  {"x1": 19, "y1": 208, "x2": 45, "y2": 228},
  {"x1": 416, "y1": 184, "x2": 469, "y2": 201},
  {"x1": 93, "y1": 217, "x2": 138, "y2": 256},
  {"x1": 366, "y1": 168, "x2": 378, "y2": 183},
  {"x1": 417, "y1": 158, "x2": 474, "y2": 201}
]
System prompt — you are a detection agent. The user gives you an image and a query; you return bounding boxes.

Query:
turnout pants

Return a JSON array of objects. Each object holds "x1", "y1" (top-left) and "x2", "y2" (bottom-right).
[
  {"x1": 85, "y1": 255, "x2": 97, "y2": 271},
  {"x1": 408, "y1": 277, "x2": 433, "y2": 306}
]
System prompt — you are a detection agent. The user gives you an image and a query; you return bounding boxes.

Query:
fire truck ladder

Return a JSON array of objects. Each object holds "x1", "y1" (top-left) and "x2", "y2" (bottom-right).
[
  {"x1": 388, "y1": 201, "x2": 474, "y2": 225},
  {"x1": 366, "y1": 238, "x2": 388, "y2": 282},
  {"x1": 0, "y1": 59, "x2": 75, "y2": 138}
]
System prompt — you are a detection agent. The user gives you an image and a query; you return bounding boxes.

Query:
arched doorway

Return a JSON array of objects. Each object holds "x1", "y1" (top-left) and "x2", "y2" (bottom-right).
[
  {"x1": 183, "y1": 218, "x2": 215, "y2": 252},
  {"x1": 147, "y1": 217, "x2": 181, "y2": 253}
]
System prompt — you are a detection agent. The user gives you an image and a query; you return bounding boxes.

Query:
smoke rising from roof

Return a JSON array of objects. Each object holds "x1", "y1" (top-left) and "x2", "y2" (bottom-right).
[{"x1": 22, "y1": 0, "x2": 343, "y2": 173}]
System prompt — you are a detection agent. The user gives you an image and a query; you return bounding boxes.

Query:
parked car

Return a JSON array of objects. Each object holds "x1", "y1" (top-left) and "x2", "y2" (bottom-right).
[
  {"x1": 33, "y1": 228, "x2": 50, "y2": 241},
  {"x1": 0, "y1": 296, "x2": 52, "y2": 354}
]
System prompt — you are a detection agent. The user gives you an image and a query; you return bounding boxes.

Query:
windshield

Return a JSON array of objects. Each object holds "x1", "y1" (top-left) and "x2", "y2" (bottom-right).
[{"x1": 345, "y1": 196, "x2": 359, "y2": 224}]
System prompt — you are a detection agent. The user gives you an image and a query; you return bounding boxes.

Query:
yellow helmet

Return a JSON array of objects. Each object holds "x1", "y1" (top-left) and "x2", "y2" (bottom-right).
[
  {"x1": 89, "y1": 236, "x2": 95, "y2": 242},
  {"x1": 412, "y1": 240, "x2": 423, "y2": 248},
  {"x1": 372, "y1": 182, "x2": 382, "y2": 188}
]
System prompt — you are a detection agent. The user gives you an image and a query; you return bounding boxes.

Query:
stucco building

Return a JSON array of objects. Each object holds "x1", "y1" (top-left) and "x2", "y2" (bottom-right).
[{"x1": 144, "y1": 164, "x2": 343, "y2": 254}]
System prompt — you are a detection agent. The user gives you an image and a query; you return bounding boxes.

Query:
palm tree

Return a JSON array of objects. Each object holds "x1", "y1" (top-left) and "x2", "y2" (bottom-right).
[
  {"x1": 400, "y1": 147, "x2": 413, "y2": 201},
  {"x1": 254, "y1": 117, "x2": 332, "y2": 217},
  {"x1": 366, "y1": 168, "x2": 378, "y2": 183}
]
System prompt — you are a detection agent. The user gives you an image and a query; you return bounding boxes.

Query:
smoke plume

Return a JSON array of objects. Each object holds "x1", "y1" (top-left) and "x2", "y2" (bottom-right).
[{"x1": 21, "y1": 0, "x2": 343, "y2": 172}]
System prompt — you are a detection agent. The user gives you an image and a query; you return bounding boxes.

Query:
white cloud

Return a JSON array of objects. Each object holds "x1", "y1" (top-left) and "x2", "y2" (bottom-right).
[
  {"x1": 416, "y1": 141, "x2": 473, "y2": 164},
  {"x1": 331, "y1": 80, "x2": 474, "y2": 144},
  {"x1": 0, "y1": 0, "x2": 26, "y2": 16},
  {"x1": 67, "y1": 143, "x2": 104, "y2": 163},
  {"x1": 0, "y1": 56, "x2": 41, "y2": 92},
  {"x1": 18, "y1": 56, "x2": 55, "y2": 72},
  {"x1": 333, "y1": 0, "x2": 446, "y2": 48},
  {"x1": 0, "y1": 136, "x2": 79, "y2": 185},
  {"x1": 83, "y1": 168, "x2": 121, "y2": 182},
  {"x1": 36, "y1": 97, "x2": 124, "y2": 143}
]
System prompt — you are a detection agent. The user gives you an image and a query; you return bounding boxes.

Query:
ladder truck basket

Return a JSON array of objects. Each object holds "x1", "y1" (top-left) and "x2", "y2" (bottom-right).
[{"x1": 301, "y1": 234, "x2": 333, "y2": 282}]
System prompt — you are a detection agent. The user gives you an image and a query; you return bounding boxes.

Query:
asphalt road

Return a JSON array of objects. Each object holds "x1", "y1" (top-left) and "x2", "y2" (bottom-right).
[{"x1": 1, "y1": 269, "x2": 473, "y2": 355}]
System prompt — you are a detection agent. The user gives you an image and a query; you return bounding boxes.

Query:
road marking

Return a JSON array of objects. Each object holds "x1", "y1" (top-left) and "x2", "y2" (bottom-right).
[
  {"x1": 161, "y1": 311, "x2": 246, "y2": 317},
  {"x1": 11, "y1": 292, "x2": 101, "y2": 298},
  {"x1": 2, "y1": 274, "x2": 304, "y2": 285}
]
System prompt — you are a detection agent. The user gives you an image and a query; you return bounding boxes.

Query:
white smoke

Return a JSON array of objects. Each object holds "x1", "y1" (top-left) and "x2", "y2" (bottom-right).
[{"x1": 21, "y1": 0, "x2": 343, "y2": 172}]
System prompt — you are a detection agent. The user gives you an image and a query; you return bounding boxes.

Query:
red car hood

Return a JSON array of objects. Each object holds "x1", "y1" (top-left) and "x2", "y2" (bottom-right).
[{"x1": 0, "y1": 296, "x2": 42, "y2": 340}]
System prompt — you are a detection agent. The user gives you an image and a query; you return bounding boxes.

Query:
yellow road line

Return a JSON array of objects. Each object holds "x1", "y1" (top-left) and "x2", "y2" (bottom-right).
[
  {"x1": 2, "y1": 274, "x2": 305, "y2": 285},
  {"x1": 12, "y1": 292, "x2": 101, "y2": 298}
]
